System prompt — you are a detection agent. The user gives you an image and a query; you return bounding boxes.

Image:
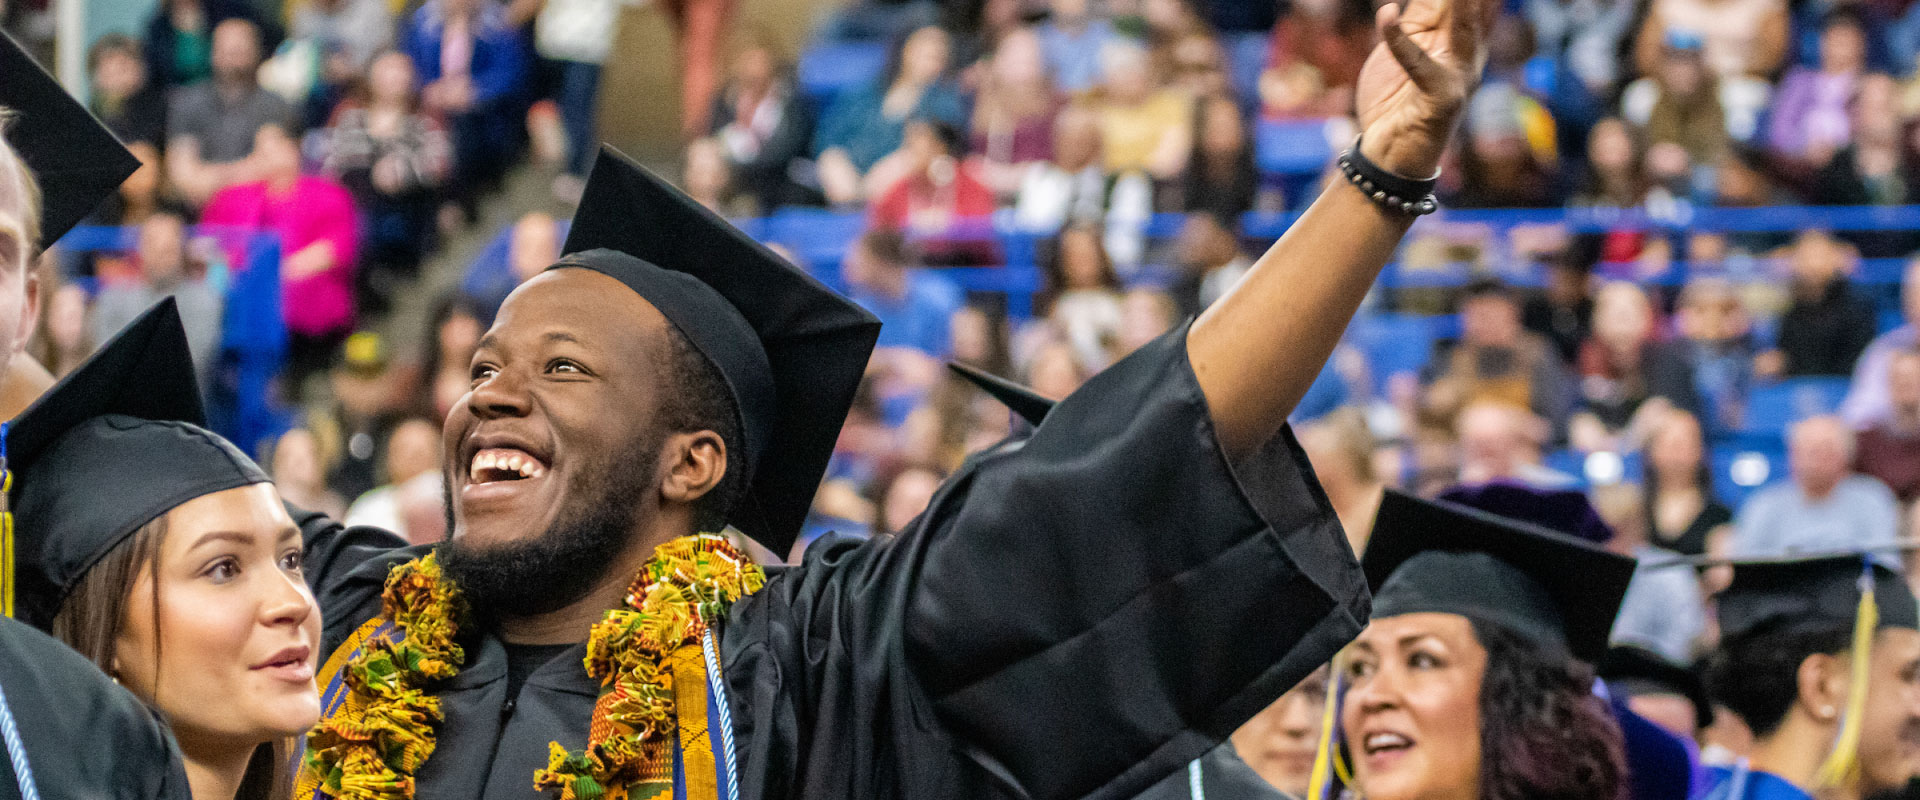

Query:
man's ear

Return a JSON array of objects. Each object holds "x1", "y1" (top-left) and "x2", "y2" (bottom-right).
[
  {"x1": 15, "y1": 262, "x2": 38, "y2": 358},
  {"x1": 1797, "y1": 651, "x2": 1849, "y2": 725},
  {"x1": 659, "y1": 430, "x2": 728, "y2": 506}
]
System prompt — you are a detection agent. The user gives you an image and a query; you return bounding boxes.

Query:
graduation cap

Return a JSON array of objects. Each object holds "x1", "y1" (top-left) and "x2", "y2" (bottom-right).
[
  {"x1": 1600, "y1": 644, "x2": 1714, "y2": 730},
  {"x1": 947, "y1": 362, "x2": 1053, "y2": 426},
  {"x1": 1718, "y1": 555, "x2": 1919, "y2": 643},
  {"x1": 556, "y1": 146, "x2": 880, "y2": 553},
  {"x1": 1362, "y1": 489, "x2": 1637, "y2": 663},
  {"x1": 0, "y1": 31, "x2": 140, "y2": 246},
  {"x1": 1, "y1": 300, "x2": 267, "y2": 627}
]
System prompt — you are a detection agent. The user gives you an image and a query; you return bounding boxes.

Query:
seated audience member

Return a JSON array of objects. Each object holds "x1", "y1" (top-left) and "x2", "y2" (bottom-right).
[
  {"x1": 416, "y1": 293, "x2": 487, "y2": 421},
  {"x1": 269, "y1": 426, "x2": 347, "y2": 520},
  {"x1": 1632, "y1": 0, "x2": 1788, "y2": 114},
  {"x1": 1623, "y1": 32, "x2": 1727, "y2": 173},
  {"x1": 1765, "y1": 8, "x2": 1869, "y2": 168},
  {"x1": 1733, "y1": 415, "x2": 1901, "y2": 567},
  {"x1": 1117, "y1": 286, "x2": 1178, "y2": 356},
  {"x1": 201, "y1": 122, "x2": 359, "y2": 391},
  {"x1": 1089, "y1": 41, "x2": 1193, "y2": 187},
  {"x1": 318, "y1": 50, "x2": 451, "y2": 314},
  {"x1": 709, "y1": 35, "x2": 816, "y2": 212},
  {"x1": 88, "y1": 35, "x2": 167, "y2": 153},
  {"x1": 1855, "y1": 349, "x2": 1920, "y2": 505},
  {"x1": 1568, "y1": 281, "x2": 1702, "y2": 452},
  {"x1": 873, "y1": 465, "x2": 944, "y2": 535},
  {"x1": 1183, "y1": 96, "x2": 1256, "y2": 220},
  {"x1": 461, "y1": 211, "x2": 564, "y2": 318},
  {"x1": 1295, "y1": 407, "x2": 1383, "y2": 552},
  {"x1": 30, "y1": 280, "x2": 92, "y2": 379},
  {"x1": 968, "y1": 28, "x2": 1060, "y2": 200},
  {"x1": 1843, "y1": 259, "x2": 1920, "y2": 428},
  {"x1": 1013, "y1": 105, "x2": 1116, "y2": 231},
  {"x1": 1454, "y1": 399, "x2": 1578, "y2": 487},
  {"x1": 1675, "y1": 276, "x2": 1757, "y2": 432},
  {"x1": 1422, "y1": 278, "x2": 1577, "y2": 431},
  {"x1": 166, "y1": 18, "x2": 297, "y2": 206},
  {"x1": 843, "y1": 229, "x2": 963, "y2": 358},
  {"x1": 866, "y1": 120, "x2": 1000, "y2": 265},
  {"x1": 405, "y1": 0, "x2": 530, "y2": 223},
  {"x1": 317, "y1": 331, "x2": 407, "y2": 499},
  {"x1": 1573, "y1": 117, "x2": 1651, "y2": 211},
  {"x1": 814, "y1": 26, "x2": 966, "y2": 207},
  {"x1": 1446, "y1": 82, "x2": 1560, "y2": 208},
  {"x1": 1041, "y1": 225, "x2": 1126, "y2": 371},
  {"x1": 343, "y1": 416, "x2": 441, "y2": 531},
  {"x1": 1259, "y1": 0, "x2": 1371, "y2": 118},
  {"x1": 87, "y1": 208, "x2": 223, "y2": 384},
  {"x1": 288, "y1": 0, "x2": 395, "y2": 75},
  {"x1": 145, "y1": 0, "x2": 279, "y2": 89},
  {"x1": 1758, "y1": 230, "x2": 1877, "y2": 378},
  {"x1": 1640, "y1": 409, "x2": 1733, "y2": 558},
  {"x1": 1024, "y1": 336, "x2": 1091, "y2": 400},
  {"x1": 1229, "y1": 666, "x2": 1330, "y2": 798},
  {"x1": 1810, "y1": 76, "x2": 1920, "y2": 257},
  {"x1": 1525, "y1": 0, "x2": 1635, "y2": 111},
  {"x1": 683, "y1": 136, "x2": 744, "y2": 215},
  {"x1": 1522, "y1": 252, "x2": 1595, "y2": 363},
  {"x1": 1037, "y1": 0, "x2": 1119, "y2": 94},
  {"x1": 1172, "y1": 212, "x2": 1251, "y2": 315}
]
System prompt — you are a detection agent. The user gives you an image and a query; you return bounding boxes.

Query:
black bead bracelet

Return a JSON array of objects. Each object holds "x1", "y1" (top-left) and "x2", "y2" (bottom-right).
[{"x1": 1337, "y1": 135, "x2": 1440, "y2": 216}]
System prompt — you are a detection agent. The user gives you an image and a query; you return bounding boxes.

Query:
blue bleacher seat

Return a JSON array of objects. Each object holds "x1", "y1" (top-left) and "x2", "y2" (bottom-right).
[
  {"x1": 1735, "y1": 377, "x2": 1852, "y2": 446},
  {"x1": 1254, "y1": 118, "x2": 1336, "y2": 176},
  {"x1": 762, "y1": 208, "x2": 867, "y2": 272},
  {"x1": 1711, "y1": 446, "x2": 1788, "y2": 510},
  {"x1": 798, "y1": 42, "x2": 888, "y2": 107},
  {"x1": 1346, "y1": 313, "x2": 1454, "y2": 393}
]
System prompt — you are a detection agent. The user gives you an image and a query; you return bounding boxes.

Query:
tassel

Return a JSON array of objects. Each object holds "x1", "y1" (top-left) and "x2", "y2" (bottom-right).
[
  {"x1": 1813, "y1": 560, "x2": 1879, "y2": 790},
  {"x1": 2, "y1": 420, "x2": 14, "y2": 619},
  {"x1": 1307, "y1": 659, "x2": 1346, "y2": 800}
]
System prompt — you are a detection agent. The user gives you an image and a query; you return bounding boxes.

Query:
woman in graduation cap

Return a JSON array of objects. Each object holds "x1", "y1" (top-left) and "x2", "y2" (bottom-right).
[
  {"x1": 1695, "y1": 555, "x2": 1920, "y2": 800},
  {"x1": 3, "y1": 300, "x2": 330, "y2": 800},
  {"x1": 1311, "y1": 489, "x2": 1639, "y2": 800}
]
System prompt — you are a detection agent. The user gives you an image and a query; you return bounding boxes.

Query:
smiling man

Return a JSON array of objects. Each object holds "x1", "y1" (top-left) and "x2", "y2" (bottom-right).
[{"x1": 289, "y1": 0, "x2": 1494, "y2": 796}]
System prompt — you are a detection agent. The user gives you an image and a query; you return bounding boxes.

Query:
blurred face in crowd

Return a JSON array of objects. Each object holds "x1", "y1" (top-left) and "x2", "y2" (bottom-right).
[
  {"x1": 1457, "y1": 402, "x2": 1527, "y2": 482},
  {"x1": 1821, "y1": 19, "x2": 1868, "y2": 74},
  {"x1": 92, "y1": 45, "x2": 146, "y2": 102},
  {"x1": 1459, "y1": 292, "x2": 1521, "y2": 350},
  {"x1": 251, "y1": 125, "x2": 302, "y2": 185},
  {"x1": 1028, "y1": 341, "x2": 1086, "y2": 400},
  {"x1": 1178, "y1": 215, "x2": 1238, "y2": 271},
  {"x1": 991, "y1": 28, "x2": 1046, "y2": 87},
  {"x1": 1197, "y1": 97, "x2": 1246, "y2": 159},
  {"x1": 0, "y1": 139, "x2": 40, "y2": 364},
  {"x1": 1790, "y1": 232, "x2": 1850, "y2": 289},
  {"x1": 1119, "y1": 288, "x2": 1176, "y2": 354},
  {"x1": 210, "y1": 19, "x2": 263, "y2": 85},
  {"x1": 1172, "y1": 34, "x2": 1228, "y2": 97},
  {"x1": 683, "y1": 137, "x2": 733, "y2": 205},
  {"x1": 271, "y1": 428, "x2": 326, "y2": 492},
  {"x1": 508, "y1": 213, "x2": 560, "y2": 284},
  {"x1": 1679, "y1": 279, "x2": 1747, "y2": 343},
  {"x1": 1647, "y1": 411, "x2": 1706, "y2": 485},
  {"x1": 1343, "y1": 612, "x2": 1487, "y2": 800},
  {"x1": 386, "y1": 418, "x2": 443, "y2": 487},
  {"x1": 1101, "y1": 43, "x2": 1154, "y2": 103},
  {"x1": 949, "y1": 305, "x2": 996, "y2": 366},
  {"x1": 1788, "y1": 416, "x2": 1854, "y2": 498},
  {"x1": 1588, "y1": 118, "x2": 1636, "y2": 176},
  {"x1": 1889, "y1": 352, "x2": 1920, "y2": 420},
  {"x1": 843, "y1": 234, "x2": 905, "y2": 295},
  {"x1": 900, "y1": 122, "x2": 952, "y2": 176},
  {"x1": 730, "y1": 44, "x2": 778, "y2": 94},
  {"x1": 442, "y1": 268, "x2": 704, "y2": 617},
  {"x1": 1592, "y1": 281, "x2": 1653, "y2": 352},
  {"x1": 368, "y1": 51, "x2": 417, "y2": 107},
  {"x1": 1658, "y1": 48, "x2": 1706, "y2": 97},
  {"x1": 1233, "y1": 667, "x2": 1329, "y2": 796},
  {"x1": 1049, "y1": 0, "x2": 1091, "y2": 26},
  {"x1": 46, "y1": 283, "x2": 88, "y2": 358},
  {"x1": 898, "y1": 27, "x2": 951, "y2": 87},
  {"x1": 882, "y1": 467, "x2": 941, "y2": 533},
  {"x1": 115, "y1": 484, "x2": 321, "y2": 755},
  {"x1": 138, "y1": 213, "x2": 189, "y2": 285},
  {"x1": 1855, "y1": 627, "x2": 1920, "y2": 796}
]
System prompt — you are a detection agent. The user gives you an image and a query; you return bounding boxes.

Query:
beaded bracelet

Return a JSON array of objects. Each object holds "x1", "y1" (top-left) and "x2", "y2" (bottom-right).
[{"x1": 1337, "y1": 135, "x2": 1440, "y2": 216}]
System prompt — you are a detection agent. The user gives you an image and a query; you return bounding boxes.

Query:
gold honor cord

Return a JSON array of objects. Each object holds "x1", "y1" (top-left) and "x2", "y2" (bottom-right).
[
  {"x1": 2, "y1": 425, "x2": 14, "y2": 619},
  {"x1": 1813, "y1": 565, "x2": 1879, "y2": 791},
  {"x1": 1307, "y1": 657, "x2": 1351, "y2": 800}
]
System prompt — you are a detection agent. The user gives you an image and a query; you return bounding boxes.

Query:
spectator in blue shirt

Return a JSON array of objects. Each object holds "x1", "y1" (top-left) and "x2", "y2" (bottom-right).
[
  {"x1": 813, "y1": 25, "x2": 967, "y2": 207},
  {"x1": 461, "y1": 212, "x2": 566, "y2": 319},
  {"x1": 1733, "y1": 415, "x2": 1902, "y2": 568},
  {"x1": 405, "y1": 0, "x2": 529, "y2": 223},
  {"x1": 842, "y1": 228, "x2": 962, "y2": 357},
  {"x1": 1036, "y1": 0, "x2": 1118, "y2": 93}
]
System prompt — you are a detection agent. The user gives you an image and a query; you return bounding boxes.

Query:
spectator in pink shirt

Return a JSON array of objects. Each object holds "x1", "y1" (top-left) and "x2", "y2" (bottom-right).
[{"x1": 202, "y1": 121, "x2": 359, "y2": 393}]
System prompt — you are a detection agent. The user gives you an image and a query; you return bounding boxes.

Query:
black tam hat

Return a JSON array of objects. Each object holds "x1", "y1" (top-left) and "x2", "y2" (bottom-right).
[
  {"x1": 1718, "y1": 555, "x2": 1919, "y2": 643},
  {"x1": 555, "y1": 147, "x2": 880, "y2": 553},
  {"x1": 1363, "y1": 490, "x2": 1637, "y2": 663},
  {"x1": 2, "y1": 300, "x2": 268, "y2": 628},
  {"x1": 0, "y1": 31, "x2": 140, "y2": 245}
]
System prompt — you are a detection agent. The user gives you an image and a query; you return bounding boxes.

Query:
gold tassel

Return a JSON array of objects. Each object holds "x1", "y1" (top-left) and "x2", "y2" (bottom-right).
[
  {"x1": 1307, "y1": 658, "x2": 1345, "y2": 800},
  {"x1": 1813, "y1": 563, "x2": 1879, "y2": 790},
  {"x1": 2, "y1": 466, "x2": 15, "y2": 619}
]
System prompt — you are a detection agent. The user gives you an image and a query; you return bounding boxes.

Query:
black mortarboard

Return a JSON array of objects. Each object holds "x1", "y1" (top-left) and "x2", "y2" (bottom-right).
[
  {"x1": 1363, "y1": 490, "x2": 1637, "y2": 662},
  {"x1": 2, "y1": 300, "x2": 268, "y2": 628},
  {"x1": 0, "y1": 31, "x2": 140, "y2": 245},
  {"x1": 1717, "y1": 555, "x2": 1919, "y2": 644},
  {"x1": 556, "y1": 147, "x2": 880, "y2": 553},
  {"x1": 1600, "y1": 645, "x2": 1715, "y2": 730},
  {"x1": 947, "y1": 362, "x2": 1053, "y2": 426}
]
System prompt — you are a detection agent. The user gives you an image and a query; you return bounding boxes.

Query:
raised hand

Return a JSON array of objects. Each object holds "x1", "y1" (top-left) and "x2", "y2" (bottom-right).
[{"x1": 1351, "y1": 0, "x2": 1496, "y2": 179}]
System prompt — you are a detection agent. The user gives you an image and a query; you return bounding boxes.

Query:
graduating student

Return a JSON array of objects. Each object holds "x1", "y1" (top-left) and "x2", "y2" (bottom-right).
[
  {"x1": 292, "y1": 0, "x2": 1495, "y2": 795},
  {"x1": 1695, "y1": 556, "x2": 1920, "y2": 800},
  {"x1": 1319, "y1": 490, "x2": 1639, "y2": 800},
  {"x1": 0, "y1": 28, "x2": 186, "y2": 800}
]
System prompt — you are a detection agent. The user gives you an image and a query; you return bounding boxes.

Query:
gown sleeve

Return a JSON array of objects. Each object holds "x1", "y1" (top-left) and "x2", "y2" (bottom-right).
[{"x1": 729, "y1": 322, "x2": 1368, "y2": 800}]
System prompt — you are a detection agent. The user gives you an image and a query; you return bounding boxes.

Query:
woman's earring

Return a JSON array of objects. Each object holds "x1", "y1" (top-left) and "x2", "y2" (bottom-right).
[{"x1": 1819, "y1": 705, "x2": 1837, "y2": 720}]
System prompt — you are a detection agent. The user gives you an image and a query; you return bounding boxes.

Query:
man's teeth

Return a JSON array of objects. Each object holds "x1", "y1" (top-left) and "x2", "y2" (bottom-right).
[
  {"x1": 470, "y1": 451, "x2": 546, "y2": 481},
  {"x1": 1365, "y1": 733, "x2": 1411, "y2": 752}
]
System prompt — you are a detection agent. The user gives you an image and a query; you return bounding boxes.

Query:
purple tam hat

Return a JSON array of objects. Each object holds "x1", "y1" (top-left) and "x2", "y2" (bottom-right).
[{"x1": 1438, "y1": 481, "x2": 1614, "y2": 545}]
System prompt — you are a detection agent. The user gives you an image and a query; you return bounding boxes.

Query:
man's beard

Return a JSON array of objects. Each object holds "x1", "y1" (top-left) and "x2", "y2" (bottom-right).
[{"x1": 437, "y1": 428, "x2": 662, "y2": 620}]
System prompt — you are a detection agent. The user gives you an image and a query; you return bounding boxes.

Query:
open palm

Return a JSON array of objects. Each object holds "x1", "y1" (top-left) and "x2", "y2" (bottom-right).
[{"x1": 1351, "y1": 0, "x2": 1494, "y2": 178}]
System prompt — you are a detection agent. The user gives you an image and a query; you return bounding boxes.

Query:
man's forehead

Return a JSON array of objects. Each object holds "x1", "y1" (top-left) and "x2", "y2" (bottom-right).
[{"x1": 490, "y1": 267, "x2": 672, "y2": 346}]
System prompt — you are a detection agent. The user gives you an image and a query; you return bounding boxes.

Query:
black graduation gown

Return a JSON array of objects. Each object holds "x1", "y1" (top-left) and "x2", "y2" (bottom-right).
[
  {"x1": 299, "y1": 324, "x2": 1367, "y2": 800},
  {"x1": 1131, "y1": 745, "x2": 1292, "y2": 800},
  {"x1": 0, "y1": 616, "x2": 190, "y2": 800}
]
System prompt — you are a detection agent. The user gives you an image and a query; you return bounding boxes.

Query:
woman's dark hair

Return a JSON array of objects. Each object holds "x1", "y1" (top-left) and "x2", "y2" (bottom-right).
[
  {"x1": 1183, "y1": 96, "x2": 1256, "y2": 220},
  {"x1": 49, "y1": 516, "x2": 294, "y2": 800},
  {"x1": 1470, "y1": 618, "x2": 1629, "y2": 800},
  {"x1": 1706, "y1": 622, "x2": 1854, "y2": 737},
  {"x1": 1036, "y1": 224, "x2": 1118, "y2": 314}
]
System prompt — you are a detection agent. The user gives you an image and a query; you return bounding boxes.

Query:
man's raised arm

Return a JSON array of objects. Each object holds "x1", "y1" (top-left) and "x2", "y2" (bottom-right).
[{"x1": 1190, "y1": 0, "x2": 1492, "y2": 458}]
